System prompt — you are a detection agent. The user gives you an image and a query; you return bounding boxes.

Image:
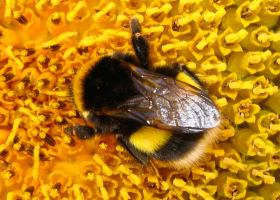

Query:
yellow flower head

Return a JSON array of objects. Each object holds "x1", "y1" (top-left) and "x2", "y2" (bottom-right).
[{"x1": 0, "y1": 0, "x2": 280, "y2": 199}]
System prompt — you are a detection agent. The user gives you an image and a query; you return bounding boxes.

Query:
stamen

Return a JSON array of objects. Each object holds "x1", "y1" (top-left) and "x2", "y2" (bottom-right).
[
  {"x1": 38, "y1": 55, "x2": 50, "y2": 65},
  {"x1": 241, "y1": 8, "x2": 252, "y2": 18},
  {"x1": 21, "y1": 48, "x2": 36, "y2": 56},
  {"x1": 51, "y1": 12, "x2": 61, "y2": 25},
  {"x1": 0, "y1": 72, "x2": 14, "y2": 82},
  {"x1": 51, "y1": 101, "x2": 66, "y2": 109},
  {"x1": 49, "y1": 63, "x2": 62, "y2": 72},
  {"x1": 13, "y1": 11, "x2": 28, "y2": 24}
]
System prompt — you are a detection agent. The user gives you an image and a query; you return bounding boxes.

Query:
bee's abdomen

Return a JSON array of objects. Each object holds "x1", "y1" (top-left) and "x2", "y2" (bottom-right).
[
  {"x1": 129, "y1": 126, "x2": 173, "y2": 154},
  {"x1": 128, "y1": 126, "x2": 204, "y2": 163},
  {"x1": 150, "y1": 131, "x2": 203, "y2": 162}
]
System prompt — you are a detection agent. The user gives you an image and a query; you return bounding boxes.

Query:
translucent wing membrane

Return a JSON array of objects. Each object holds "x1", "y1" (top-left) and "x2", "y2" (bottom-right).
[{"x1": 97, "y1": 63, "x2": 220, "y2": 133}]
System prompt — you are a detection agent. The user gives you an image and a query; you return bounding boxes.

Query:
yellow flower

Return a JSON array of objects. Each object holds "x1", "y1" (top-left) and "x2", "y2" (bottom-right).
[
  {"x1": 266, "y1": 90, "x2": 280, "y2": 113},
  {"x1": 222, "y1": 1, "x2": 261, "y2": 30},
  {"x1": 241, "y1": 25, "x2": 280, "y2": 51},
  {"x1": 249, "y1": 110, "x2": 280, "y2": 135},
  {"x1": 247, "y1": 133, "x2": 275, "y2": 157},
  {"x1": 232, "y1": 98, "x2": 261, "y2": 124},
  {"x1": 145, "y1": 2, "x2": 172, "y2": 26},
  {"x1": 219, "y1": 142, "x2": 247, "y2": 173},
  {"x1": 0, "y1": 26, "x2": 21, "y2": 47},
  {"x1": 259, "y1": 182, "x2": 280, "y2": 200},
  {"x1": 240, "y1": 75, "x2": 278, "y2": 100},
  {"x1": 119, "y1": 187, "x2": 143, "y2": 200},
  {"x1": 141, "y1": 174, "x2": 169, "y2": 198},
  {"x1": 196, "y1": 56, "x2": 226, "y2": 85},
  {"x1": 228, "y1": 50, "x2": 271, "y2": 75},
  {"x1": 232, "y1": 129, "x2": 275, "y2": 157},
  {"x1": 178, "y1": 0, "x2": 203, "y2": 15},
  {"x1": 168, "y1": 15, "x2": 192, "y2": 37},
  {"x1": 187, "y1": 29, "x2": 216, "y2": 60},
  {"x1": 268, "y1": 149, "x2": 280, "y2": 170},
  {"x1": 48, "y1": 169, "x2": 73, "y2": 198},
  {"x1": 203, "y1": 0, "x2": 234, "y2": 11},
  {"x1": 240, "y1": 191, "x2": 264, "y2": 200},
  {"x1": 120, "y1": 0, "x2": 147, "y2": 12},
  {"x1": 119, "y1": 164, "x2": 142, "y2": 187},
  {"x1": 258, "y1": 0, "x2": 280, "y2": 27},
  {"x1": 215, "y1": 27, "x2": 247, "y2": 56},
  {"x1": 173, "y1": 178, "x2": 216, "y2": 200},
  {"x1": 196, "y1": 9, "x2": 226, "y2": 35},
  {"x1": 239, "y1": 161, "x2": 275, "y2": 186},
  {"x1": 262, "y1": 52, "x2": 280, "y2": 79},
  {"x1": 154, "y1": 35, "x2": 181, "y2": 60},
  {"x1": 191, "y1": 161, "x2": 218, "y2": 184},
  {"x1": 218, "y1": 72, "x2": 253, "y2": 100},
  {"x1": 214, "y1": 172, "x2": 248, "y2": 199},
  {"x1": 1, "y1": 0, "x2": 280, "y2": 198}
]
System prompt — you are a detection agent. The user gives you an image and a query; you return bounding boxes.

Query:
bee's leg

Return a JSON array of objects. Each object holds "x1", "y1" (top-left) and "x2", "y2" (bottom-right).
[
  {"x1": 149, "y1": 159, "x2": 162, "y2": 179},
  {"x1": 129, "y1": 17, "x2": 151, "y2": 70},
  {"x1": 64, "y1": 125, "x2": 96, "y2": 140},
  {"x1": 116, "y1": 136, "x2": 161, "y2": 178},
  {"x1": 116, "y1": 135, "x2": 148, "y2": 166}
]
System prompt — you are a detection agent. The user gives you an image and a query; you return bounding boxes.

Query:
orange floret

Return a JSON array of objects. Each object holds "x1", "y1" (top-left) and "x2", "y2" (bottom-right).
[{"x1": 0, "y1": 26, "x2": 21, "y2": 47}]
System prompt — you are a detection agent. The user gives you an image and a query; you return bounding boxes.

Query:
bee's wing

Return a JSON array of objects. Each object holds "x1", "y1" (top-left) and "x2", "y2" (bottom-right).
[{"x1": 97, "y1": 64, "x2": 220, "y2": 133}]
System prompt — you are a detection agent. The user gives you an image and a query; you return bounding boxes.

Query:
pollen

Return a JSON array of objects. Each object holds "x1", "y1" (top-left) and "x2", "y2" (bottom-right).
[
  {"x1": 68, "y1": 110, "x2": 77, "y2": 117},
  {"x1": 99, "y1": 141, "x2": 108, "y2": 150},
  {"x1": 51, "y1": 12, "x2": 61, "y2": 25},
  {"x1": 85, "y1": 170, "x2": 95, "y2": 181},
  {"x1": 3, "y1": 170, "x2": 15, "y2": 180},
  {"x1": 37, "y1": 114, "x2": 48, "y2": 122},
  {"x1": 50, "y1": 183, "x2": 61, "y2": 198},
  {"x1": 38, "y1": 55, "x2": 50, "y2": 65},
  {"x1": 36, "y1": 79, "x2": 49, "y2": 89},
  {"x1": 6, "y1": 90, "x2": 15, "y2": 98},
  {"x1": 67, "y1": 68, "x2": 77, "y2": 75}
]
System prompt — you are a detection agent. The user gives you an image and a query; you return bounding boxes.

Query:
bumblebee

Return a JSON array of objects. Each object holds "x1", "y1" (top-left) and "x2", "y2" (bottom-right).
[{"x1": 68, "y1": 18, "x2": 222, "y2": 169}]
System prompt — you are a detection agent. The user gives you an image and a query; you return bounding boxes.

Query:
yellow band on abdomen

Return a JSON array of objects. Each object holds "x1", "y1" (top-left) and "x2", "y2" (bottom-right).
[
  {"x1": 176, "y1": 72, "x2": 202, "y2": 90},
  {"x1": 129, "y1": 126, "x2": 172, "y2": 154}
]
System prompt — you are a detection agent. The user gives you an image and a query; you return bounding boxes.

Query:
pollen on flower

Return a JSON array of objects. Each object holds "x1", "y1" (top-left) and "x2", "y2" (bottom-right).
[
  {"x1": 68, "y1": 110, "x2": 78, "y2": 117},
  {"x1": 3, "y1": 170, "x2": 15, "y2": 180},
  {"x1": 99, "y1": 141, "x2": 108, "y2": 150},
  {"x1": 86, "y1": 170, "x2": 95, "y2": 181},
  {"x1": 67, "y1": 67, "x2": 77, "y2": 75},
  {"x1": 37, "y1": 114, "x2": 49, "y2": 122},
  {"x1": 51, "y1": 101, "x2": 66, "y2": 109},
  {"x1": 24, "y1": 186, "x2": 35, "y2": 200},
  {"x1": 50, "y1": 183, "x2": 61, "y2": 198}
]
